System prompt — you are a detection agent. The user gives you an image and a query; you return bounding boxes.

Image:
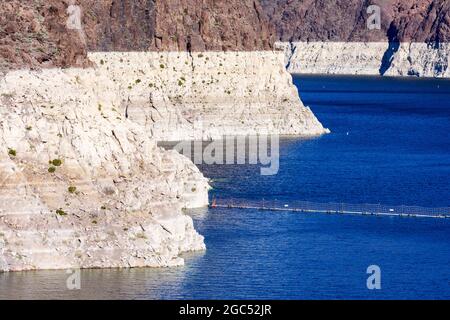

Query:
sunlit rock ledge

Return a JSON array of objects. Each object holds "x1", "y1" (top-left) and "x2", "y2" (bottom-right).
[
  {"x1": 0, "y1": 49, "x2": 328, "y2": 272},
  {"x1": 280, "y1": 42, "x2": 450, "y2": 78},
  {"x1": 87, "y1": 50, "x2": 329, "y2": 141},
  {"x1": 0, "y1": 67, "x2": 209, "y2": 272}
]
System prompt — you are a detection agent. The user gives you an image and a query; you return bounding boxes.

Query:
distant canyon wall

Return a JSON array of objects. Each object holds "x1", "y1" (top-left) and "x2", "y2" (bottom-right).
[
  {"x1": 261, "y1": 0, "x2": 450, "y2": 43},
  {"x1": 281, "y1": 41, "x2": 450, "y2": 77},
  {"x1": 263, "y1": 0, "x2": 450, "y2": 77}
]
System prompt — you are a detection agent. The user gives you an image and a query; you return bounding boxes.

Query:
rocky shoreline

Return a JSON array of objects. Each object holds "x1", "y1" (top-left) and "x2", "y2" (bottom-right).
[
  {"x1": 89, "y1": 51, "x2": 328, "y2": 141},
  {"x1": 0, "y1": 49, "x2": 328, "y2": 272},
  {"x1": 0, "y1": 0, "x2": 331, "y2": 272},
  {"x1": 8, "y1": 0, "x2": 450, "y2": 273},
  {"x1": 0, "y1": 66, "x2": 210, "y2": 271}
]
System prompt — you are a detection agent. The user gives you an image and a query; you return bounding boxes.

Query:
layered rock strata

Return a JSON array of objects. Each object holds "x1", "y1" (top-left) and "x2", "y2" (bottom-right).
[
  {"x1": 0, "y1": 0, "x2": 329, "y2": 272},
  {"x1": 282, "y1": 41, "x2": 450, "y2": 77},
  {"x1": 263, "y1": 0, "x2": 450, "y2": 77},
  {"x1": 88, "y1": 51, "x2": 328, "y2": 141},
  {"x1": 0, "y1": 68, "x2": 209, "y2": 271}
]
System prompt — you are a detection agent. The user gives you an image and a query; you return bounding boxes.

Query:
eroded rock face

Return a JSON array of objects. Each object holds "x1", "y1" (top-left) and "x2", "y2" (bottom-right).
[
  {"x1": 87, "y1": 51, "x2": 328, "y2": 141},
  {"x1": 1, "y1": 0, "x2": 276, "y2": 72},
  {"x1": 149, "y1": 0, "x2": 274, "y2": 51},
  {"x1": 263, "y1": 0, "x2": 450, "y2": 77},
  {"x1": 391, "y1": 0, "x2": 450, "y2": 43},
  {"x1": 0, "y1": 68, "x2": 209, "y2": 271},
  {"x1": 83, "y1": 0, "x2": 274, "y2": 52},
  {"x1": 261, "y1": 0, "x2": 449, "y2": 43},
  {"x1": 0, "y1": 0, "x2": 91, "y2": 71},
  {"x1": 0, "y1": 1, "x2": 329, "y2": 272}
]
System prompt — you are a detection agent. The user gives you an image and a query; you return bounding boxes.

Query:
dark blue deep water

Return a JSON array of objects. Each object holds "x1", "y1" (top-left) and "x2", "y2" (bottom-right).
[{"x1": 1, "y1": 75, "x2": 449, "y2": 300}]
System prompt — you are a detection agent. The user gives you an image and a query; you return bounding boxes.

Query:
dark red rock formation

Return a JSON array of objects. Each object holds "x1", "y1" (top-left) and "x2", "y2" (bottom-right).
[
  {"x1": 150, "y1": 0, "x2": 274, "y2": 51},
  {"x1": 260, "y1": 0, "x2": 450, "y2": 43},
  {"x1": 81, "y1": 0, "x2": 157, "y2": 51},
  {"x1": 0, "y1": 0, "x2": 91, "y2": 71},
  {"x1": 2, "y1": 0, "x2": 448, "y2": 71},
  {"x1": 1, "y1": 0, "x2": 275, "y2": 71},
  {"x1": 392, "y1": 0, "x2": 450, "y2": 42},
  {"x1": 82, "y1": 0, "x2": 274, "y2": 52}
]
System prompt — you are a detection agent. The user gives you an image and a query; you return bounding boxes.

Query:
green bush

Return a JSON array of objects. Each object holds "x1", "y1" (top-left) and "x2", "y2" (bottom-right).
[
  {"x1": 68, "y1": 186, "x2": 77, "y2": 194},
  {"x1": 8, "y1": 149, "x2": 16, "y2": 157},
  {"x1": 56, "y1": 209, "x2": 67, "y2": 216},
  {"x1": 51, "y1": 159, "x2": 62, "y2": 167}
]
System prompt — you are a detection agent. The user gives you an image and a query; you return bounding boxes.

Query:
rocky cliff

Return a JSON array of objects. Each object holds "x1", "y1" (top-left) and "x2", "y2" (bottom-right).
[
  {"x1": 0, "y1": 67, "x2": 209, "y2": 271},
  {"x1": 0, "y1": 1, "x2": 327, "y2": 272},
  {"x1": 83, "y1": 0, "x2": 275, "y2": 52},
  {"x1": 0, "y1": 0, "x2": 326, "y2": 139},
  {"x1": 262, "y1": 0, "x2": 450, "y2": 43},
  {"x1": 0, "y1": 0, "x2": 91, "y2": 71},
  {"x1": 0, "y1": 0, "x2": 275, "y2": 71},
  {"x1": 262, "y1": 0, "x2": 450, "y2": 77}
]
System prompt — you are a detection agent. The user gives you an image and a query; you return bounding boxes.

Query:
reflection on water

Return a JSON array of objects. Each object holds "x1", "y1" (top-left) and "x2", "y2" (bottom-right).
[
  {"x1": 0, "y1": 208, "x2": 210, "y2": 300},
  {"x1": 0, "y1": 252, "x2": 205, "y2": 300},
  {"x1": 2, "y1": 207, "x2": 450, "y2": 300}
]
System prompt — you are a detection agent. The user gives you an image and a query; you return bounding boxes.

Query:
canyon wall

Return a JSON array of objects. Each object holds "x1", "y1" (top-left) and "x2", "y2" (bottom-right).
[
  {"x1": 0, "y1": 0, "x2": 327, "y2": 272},
  {"x1": 87, "y1": 51, "x2": 326, "y2": 142},
  {"x1": 0, "y1": 0, "x2": 327, "y2": 139},
  {"x1": 82, "y1": 0, "x2": 274, "y2": 52},
  {"x1": 0, "y1": 0, "x2": 91, "y2": 71},
  {"x1": 0, "y1": 0, "x2": 276, "y2": 71},
  {"x1": 262, "y1": 0, "x2": 450, "y2": 77},
  {"x1": 282, "y1": 41, "x2": 450, "y2": 77},
  {"x1": 0, "y1": 67, "x2": 209, "y2": 271}
]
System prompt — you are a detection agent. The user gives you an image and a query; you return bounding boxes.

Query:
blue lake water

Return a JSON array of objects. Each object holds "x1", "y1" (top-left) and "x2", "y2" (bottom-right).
[{"x1": 1, "y1": 75, "x2": 449, "y2": 299}]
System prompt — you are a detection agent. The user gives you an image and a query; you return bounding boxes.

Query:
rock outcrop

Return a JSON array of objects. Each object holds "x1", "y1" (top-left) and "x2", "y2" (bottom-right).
[
  {"x1": 262, "y1": 0, "x2": 450, "y2": 77},
  {"x1": 83, "y1": 0, "x2": 274, "y2": 52},
  {"x1": 0, "y1": 0, "x2": 91, "y2": 72},
  {"x1": 88, "y1": 51, "x2": 327, "y2": 141},
  {"x1": 0, "y1": 0, "x2": 326, "y2": 140},
  {"x1": 1, "y1": 0, "x2": 275, "y2": 72},
  {"x1": 0, "y1": 1, "x2": 328, "y2": 272},
  {"x1": 282, "y1": 41, "x2": 450, "y2": 77},
  {"x1": 0, "y1": 68, "x2": 209, "y2": 271},
  {"x1": 261, "y1": 0, "x2": 450, "y2": 43}
]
